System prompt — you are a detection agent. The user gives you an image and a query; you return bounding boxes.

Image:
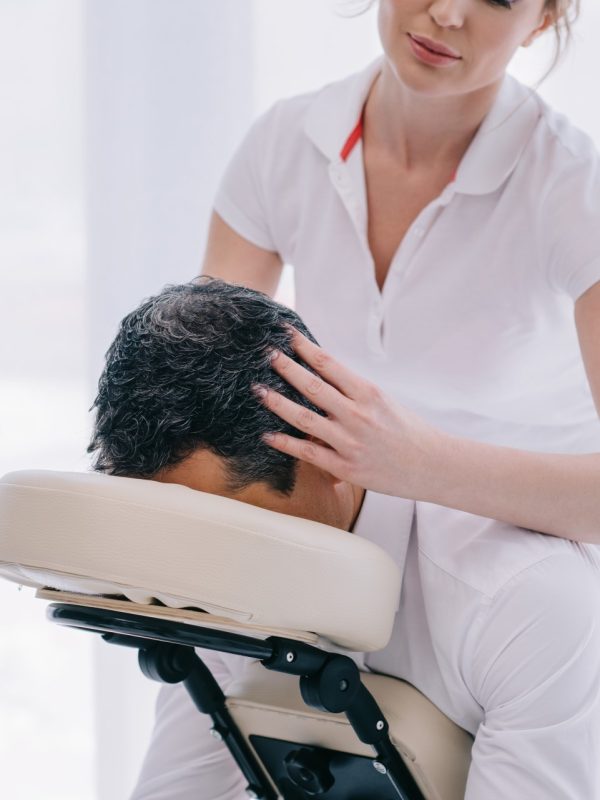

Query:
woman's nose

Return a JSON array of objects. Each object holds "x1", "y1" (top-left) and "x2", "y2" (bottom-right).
[{"x1": 427, "y1": 0, "x2": 467, "y2": 29}]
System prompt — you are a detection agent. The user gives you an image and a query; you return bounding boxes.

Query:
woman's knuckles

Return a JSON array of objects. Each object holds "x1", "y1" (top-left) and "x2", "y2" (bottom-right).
[
  {"x1": 306, "y1": 376, "x2": 323, "y2": 395},
  {"x1": 297, "y1": 407, "x2": 314, "y2": 429},
  {"x1": 312, "y1": 350, "x2": 331, "y2": 372},
  {"x1": 301, "y1": 441, "x2": 318, "y2": 460}
]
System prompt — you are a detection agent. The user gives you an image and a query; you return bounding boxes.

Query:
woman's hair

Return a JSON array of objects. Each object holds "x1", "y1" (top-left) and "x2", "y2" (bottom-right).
[
  {"x1": 542, "y1": 0, "x2": 581, "y2": 84},
  {"x1": 336, "y1": 0, "x2": 581, "y2": 86}
]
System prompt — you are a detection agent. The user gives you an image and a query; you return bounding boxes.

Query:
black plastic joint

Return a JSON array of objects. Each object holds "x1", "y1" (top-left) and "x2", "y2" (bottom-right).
[
  {"x1": 300, "y1": 656, "x2": 361, "y2": 713},
  {"x1": 138, "y1": 643, "x2": 195, "y2": 684},
  {"x1": 260, "y1": 637, "x2": 329, "y2": 675}
]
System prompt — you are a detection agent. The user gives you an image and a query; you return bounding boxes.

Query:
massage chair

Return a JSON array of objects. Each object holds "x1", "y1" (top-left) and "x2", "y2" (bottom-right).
[{"x1": 0, "y1": 469, "x2": 472, "y2": 800}]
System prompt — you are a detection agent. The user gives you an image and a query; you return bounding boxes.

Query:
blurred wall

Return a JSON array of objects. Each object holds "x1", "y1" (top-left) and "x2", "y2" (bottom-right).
[
  {"x1": 85, "y1": 0, "x2": 255, "y2": 384},
  {"x1": 510, "y1": 1, "x2": 600, "y2": 143},
  {"x1": 0, "y1": 3, "x2": 92, "y2": 799},
  {"x1": 83, "y1": 3, "x2": 254, "y2": 797}
]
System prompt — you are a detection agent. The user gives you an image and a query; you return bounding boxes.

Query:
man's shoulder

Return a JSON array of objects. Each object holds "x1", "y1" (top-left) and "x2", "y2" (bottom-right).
[{"x1": 415, "y1": 502, "x2": 600, "y2": 601}]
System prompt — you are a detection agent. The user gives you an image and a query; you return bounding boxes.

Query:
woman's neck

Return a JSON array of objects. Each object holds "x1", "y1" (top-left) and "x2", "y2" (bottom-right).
[{"x1": 364, "y1": 61, "x2": 503, "y2": 172}]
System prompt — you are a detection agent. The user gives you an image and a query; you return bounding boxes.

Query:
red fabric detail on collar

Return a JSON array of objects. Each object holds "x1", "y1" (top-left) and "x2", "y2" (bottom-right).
[{"x1": 340, "y1": 117, "x2": 363, "y2": 162}]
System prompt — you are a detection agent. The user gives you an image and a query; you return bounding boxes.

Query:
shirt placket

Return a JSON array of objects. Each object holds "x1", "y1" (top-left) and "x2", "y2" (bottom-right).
[
  {"x1": 328, "y1": 158, "x2": 388, "y2": 359},
  {"x1": 378, "y1": 191, "x2": 455, "y2": 359},
  {"x1": 329, "y1": 157, "x2": 455, "y2": 358}
]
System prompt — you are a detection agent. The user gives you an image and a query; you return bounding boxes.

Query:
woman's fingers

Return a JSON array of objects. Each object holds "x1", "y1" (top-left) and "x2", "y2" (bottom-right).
[
  {"x1": 251, "y1": 326, "x2": 445, "y2": 500},
  {"x1": 283, "y1": 327, "x2": 367, "y2": 401},
  {"x1": 267, "y1": 347, "x2": 348, "y2": 418},
  {"x1": 254, "y1": 384, "x2": 347, "y2": 451},
  {"x1": 261, "y1": 429, "x2": 345, "y2": 477}
]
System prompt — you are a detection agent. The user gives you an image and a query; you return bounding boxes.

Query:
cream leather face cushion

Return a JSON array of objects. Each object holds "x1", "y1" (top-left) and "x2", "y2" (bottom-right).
[{"x1": 0, "y1": 470, "x2": 402, "y2": 651}]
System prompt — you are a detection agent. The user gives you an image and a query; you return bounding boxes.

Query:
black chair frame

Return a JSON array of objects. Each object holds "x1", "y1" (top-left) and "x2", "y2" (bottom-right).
[{"x1": 48, "y1": 602, "x2": 425, "y2": 800}]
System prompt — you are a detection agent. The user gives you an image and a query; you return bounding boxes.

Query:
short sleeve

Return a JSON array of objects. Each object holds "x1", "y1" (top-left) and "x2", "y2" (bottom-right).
[
  {"x1": 542, "y1": 145, "x2": 600, "y2": 300},
  {"x1": 213, "y1": 105, "x2": 278, "y2": 253}
]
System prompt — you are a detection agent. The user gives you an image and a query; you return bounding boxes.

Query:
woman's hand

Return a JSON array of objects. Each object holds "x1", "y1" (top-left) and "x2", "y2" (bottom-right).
[{"x1": 253, "y1": 326, "x2": 446, "y2": 498}]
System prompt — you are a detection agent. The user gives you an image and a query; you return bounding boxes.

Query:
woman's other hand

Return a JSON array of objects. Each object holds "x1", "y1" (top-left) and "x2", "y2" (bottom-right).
[{"x1": 253, "y1": 326, "x2": 446, "y2": 498}]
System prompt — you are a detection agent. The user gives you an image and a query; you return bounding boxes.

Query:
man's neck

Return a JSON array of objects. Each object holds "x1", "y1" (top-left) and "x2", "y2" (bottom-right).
[
  {"x1": 155, "y1": 450, "x2": 366, "y2": 532},
  {"x1": 226, "y1": 478, "x2": 366, "y2": 533}
]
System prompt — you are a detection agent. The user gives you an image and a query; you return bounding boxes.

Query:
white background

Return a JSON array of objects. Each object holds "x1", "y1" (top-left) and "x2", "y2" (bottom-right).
[{"x1": 0, "y1": 1, "x2": 598, "y2": 797}]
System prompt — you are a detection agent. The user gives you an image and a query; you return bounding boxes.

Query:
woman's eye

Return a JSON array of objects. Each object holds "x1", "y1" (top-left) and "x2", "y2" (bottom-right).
[{"x1": 487, "y1": 0, "x2": 514, "y2": 8}]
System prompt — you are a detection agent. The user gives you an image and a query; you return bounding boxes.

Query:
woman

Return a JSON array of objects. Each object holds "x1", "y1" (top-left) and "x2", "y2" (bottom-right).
[
  {"x1": 205, "y1": 0, "x2": 600, "y2": 545},
  {"x1": 131, "y1": 2, "x2": 600, "y2": 798}
]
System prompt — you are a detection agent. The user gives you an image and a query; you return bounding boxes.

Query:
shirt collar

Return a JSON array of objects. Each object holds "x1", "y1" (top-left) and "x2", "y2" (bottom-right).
[
  {"x1": 303, "y1": 57, "x2": 542, "y2": 197},
  {"x1": 351, "y1": 490, "x2": 415, "y2": 578},
  {"x1": 304, "y1": 57, "x2": 382, "y2": 164},
  {"x1": 455, "y1": 72, "x2": 541, "y2": 195}
]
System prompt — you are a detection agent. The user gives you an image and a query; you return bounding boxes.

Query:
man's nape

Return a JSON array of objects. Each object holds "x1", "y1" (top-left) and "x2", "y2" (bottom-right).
[{"x1": 155, "y1": 446, "x2": 363, "y2": 532}]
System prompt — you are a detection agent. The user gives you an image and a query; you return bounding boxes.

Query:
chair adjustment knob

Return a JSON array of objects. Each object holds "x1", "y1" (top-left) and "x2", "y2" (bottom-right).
[
  {"x1": 300, "y1": 655, "x2": 361, "y2": 712},
  {"x1": 138, "y1": 643, "x2": 194, "y2": 683},
  {"x1": 283, "y1": 746, "x2": 335, "y2": 796}
]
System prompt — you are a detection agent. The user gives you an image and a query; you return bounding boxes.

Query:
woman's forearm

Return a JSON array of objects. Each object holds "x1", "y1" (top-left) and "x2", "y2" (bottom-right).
[{"x1": 421, "y1": 434, "x2": 600, "y2": 542}]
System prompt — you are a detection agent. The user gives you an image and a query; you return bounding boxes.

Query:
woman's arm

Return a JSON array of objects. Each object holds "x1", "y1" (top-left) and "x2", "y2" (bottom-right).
[
  {"x1": 254, "y1": 327, "x2": 600, "y2": 543},
  {"x1": 200, "y1": 211, "x2": 283, "y2": 297},
  {"x1": 575, "y1": 281, "x2": 600, "y2": 417}
]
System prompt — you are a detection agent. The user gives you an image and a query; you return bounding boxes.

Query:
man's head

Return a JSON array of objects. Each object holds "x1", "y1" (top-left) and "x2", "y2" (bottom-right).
[{"x1": 87, "y1": 278, "x2": 362, "y2": 529}]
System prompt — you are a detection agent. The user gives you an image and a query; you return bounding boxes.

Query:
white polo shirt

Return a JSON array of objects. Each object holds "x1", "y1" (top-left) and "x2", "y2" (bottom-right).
[
  {"x1": 130, "y1": 493, "x2": 600, "y2": 800},
  {"x1": 214, "y1": 58, "x2": 600, "y2": 454}
]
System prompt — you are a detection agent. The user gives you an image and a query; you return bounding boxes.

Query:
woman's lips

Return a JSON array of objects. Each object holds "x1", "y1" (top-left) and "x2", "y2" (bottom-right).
[
  {"x1": 410, "y1": 33, "x2": 461, "y2": 59},
  {"x1": 408, "y1": 34, "x2": 462, "y2": 67}
]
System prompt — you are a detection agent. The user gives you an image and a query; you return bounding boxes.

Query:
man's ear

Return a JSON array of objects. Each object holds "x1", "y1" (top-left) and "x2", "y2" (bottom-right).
[{"x1": 522, "y1": 9, "x2": 557, "y2": 48}]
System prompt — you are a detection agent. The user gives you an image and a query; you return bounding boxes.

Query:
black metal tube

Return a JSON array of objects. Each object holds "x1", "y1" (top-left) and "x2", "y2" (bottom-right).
[
  {"x1": 345, "y1": 684, "x2": 425, "y2": 800},
  {"x1": 183, "y1": 653, "x2": 277, "y2": 800},
  {"x1": 47, "y1": 603, "x2": 274, "y2": 660},
  {"x1": 375, "y1": 737, "x2": 424, "y2": 800}
]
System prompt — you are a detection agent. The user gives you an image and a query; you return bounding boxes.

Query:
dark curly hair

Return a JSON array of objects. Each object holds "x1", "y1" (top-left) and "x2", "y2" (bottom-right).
[{"x1": 87, "y1": 277, "x2": 321, "y2": 495}]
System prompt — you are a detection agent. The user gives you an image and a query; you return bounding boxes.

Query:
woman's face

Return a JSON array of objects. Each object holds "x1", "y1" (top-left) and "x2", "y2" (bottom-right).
[{"x1": 378, "y1": 0, "x2": 556, "y2": 95}]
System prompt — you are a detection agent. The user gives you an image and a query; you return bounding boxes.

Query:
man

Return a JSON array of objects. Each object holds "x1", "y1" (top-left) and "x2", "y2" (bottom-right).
[{"x1": 88, "y1": 278, "x2": 600, "y2": 799}]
